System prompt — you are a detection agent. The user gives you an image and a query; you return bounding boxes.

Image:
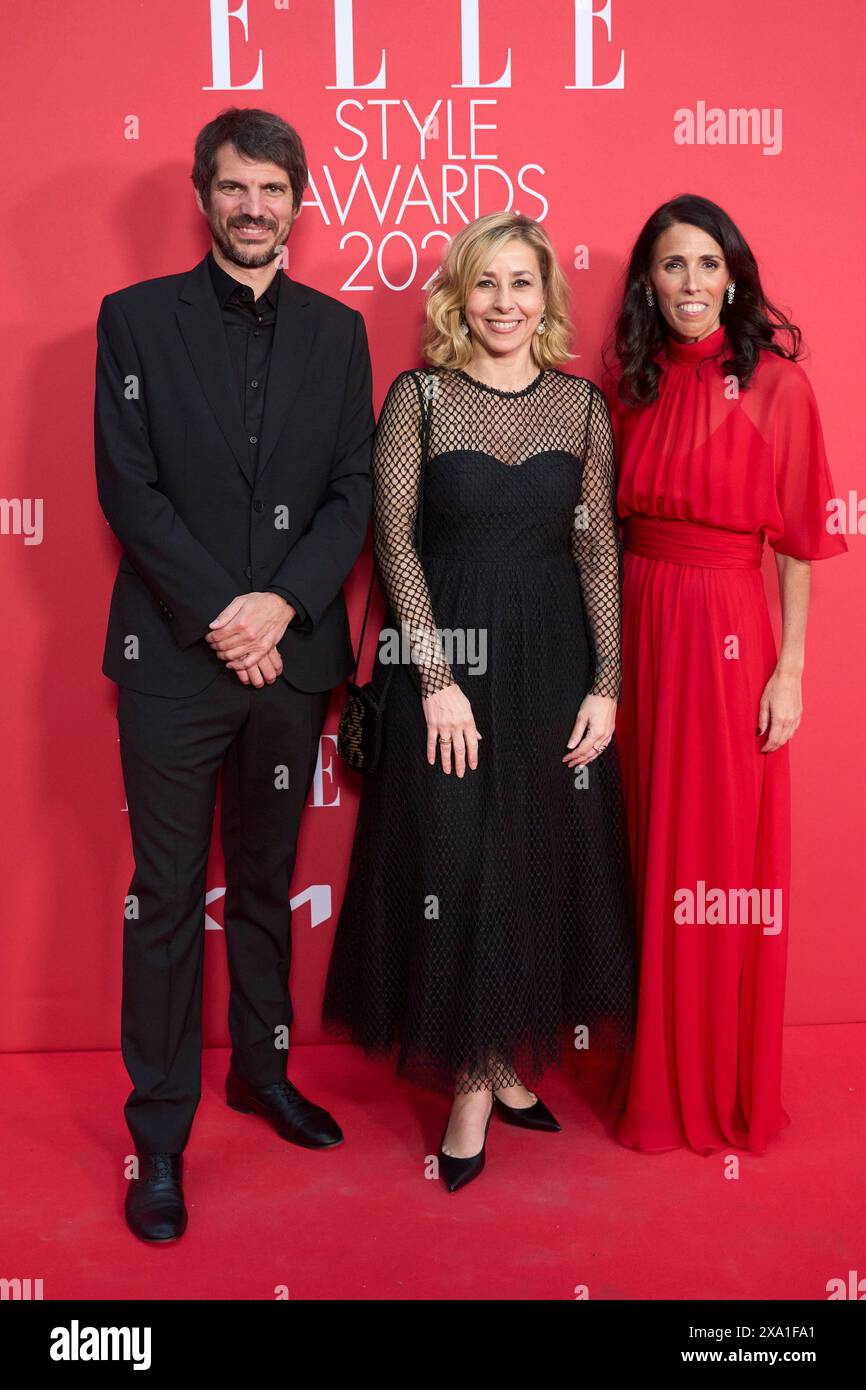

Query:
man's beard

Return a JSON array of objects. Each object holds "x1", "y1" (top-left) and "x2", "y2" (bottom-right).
[{"x1": 210, "y1": 214, "x2": 288, "y2": 269}]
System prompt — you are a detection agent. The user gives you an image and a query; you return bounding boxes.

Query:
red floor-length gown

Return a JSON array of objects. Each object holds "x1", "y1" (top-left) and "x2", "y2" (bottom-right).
[{"x1": 603, "y1": 324, "x2": 847, "y2": 1154}]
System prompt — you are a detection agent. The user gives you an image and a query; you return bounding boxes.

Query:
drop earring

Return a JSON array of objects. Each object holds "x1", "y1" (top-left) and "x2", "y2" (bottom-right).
[
  {"x1": 645, "y1": 285, "x2": 655, "y2": 308},
  {"x1": 459, "y1": 311, "x2": 470, "y2": 336},
  {"x1": 726, "y1": 281, "x2": 736, "y2": 305},
  {"x1": 536, "y1": 314, "x2": 547, "y2": 335}
]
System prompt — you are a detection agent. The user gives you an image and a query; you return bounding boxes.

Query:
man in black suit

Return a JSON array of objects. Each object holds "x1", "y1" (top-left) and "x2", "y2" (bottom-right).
[{"x1": 95, "y1": 108, "x2": 373, "y2": 1241}]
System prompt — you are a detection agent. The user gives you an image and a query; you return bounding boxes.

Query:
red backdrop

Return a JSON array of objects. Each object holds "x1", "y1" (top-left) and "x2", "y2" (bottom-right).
[{"x1": 1, "y1": 0, "x2": 862, "y2": 1053}]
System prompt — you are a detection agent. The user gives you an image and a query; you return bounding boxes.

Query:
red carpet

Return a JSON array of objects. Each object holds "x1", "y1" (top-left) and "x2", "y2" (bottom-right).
[{"x1": 1, "y1": 1025, "x2": 862, "y2": 1301}]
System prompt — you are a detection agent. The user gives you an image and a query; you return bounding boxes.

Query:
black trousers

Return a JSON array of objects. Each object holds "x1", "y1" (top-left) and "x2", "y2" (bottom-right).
[{"x1": 115, "y1": 666, "x2": 330, "y2": 1154}]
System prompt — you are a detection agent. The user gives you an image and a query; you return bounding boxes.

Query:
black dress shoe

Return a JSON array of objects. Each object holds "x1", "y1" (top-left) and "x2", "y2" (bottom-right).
[
  {"x1": 492, "y1": 1091, "x2": 561, "y2": 1132},
  {"x1": 437, "y1": 1101, "x2": 494, "y2": 1193},
  {"x1": 125, "y1": 1152, "x2": 187, "y2": 1243},
  {"x1": 225, "y1": 1071, "x2": 343, "y2": 1149}
]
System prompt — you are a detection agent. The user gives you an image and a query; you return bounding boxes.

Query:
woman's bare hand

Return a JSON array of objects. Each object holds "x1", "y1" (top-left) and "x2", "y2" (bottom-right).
[
  {"x1": 562, "y1": 694, "x2": 617, "y2": 768},
  {"x1": 422, "y1": 682, "x2": 482, "y2": 776},
  {"x1": 758, "y1": 668, "x2": 803, "y2": 752}
]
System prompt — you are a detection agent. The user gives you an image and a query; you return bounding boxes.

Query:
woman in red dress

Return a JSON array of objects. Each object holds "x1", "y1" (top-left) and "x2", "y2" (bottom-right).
[{"x1": 603, "y1": 194, "x2": 847, "y2": 1154}]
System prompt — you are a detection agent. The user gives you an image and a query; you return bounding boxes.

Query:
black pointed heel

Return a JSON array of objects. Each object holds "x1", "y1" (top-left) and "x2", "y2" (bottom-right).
[
  {"x1": 437, "y1": 1102, "x2": 494, "y2": 1193},
  {"x1": 492, "y1": 1091, "x2": 561, "y2": 1132}
]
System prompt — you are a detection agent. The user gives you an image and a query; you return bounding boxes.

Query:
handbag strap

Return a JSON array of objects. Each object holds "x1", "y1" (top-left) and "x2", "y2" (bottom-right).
[{"x1": 349, "y1": 370, "x2": 436, "y2": 681}]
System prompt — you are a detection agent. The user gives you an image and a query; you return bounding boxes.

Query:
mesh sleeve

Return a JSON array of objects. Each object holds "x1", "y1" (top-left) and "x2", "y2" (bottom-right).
[
  {"x1": 569, "y1": 382, "x2": 623, "y2": 700},
  {"x1": 372, "y1": 372, "x2": 456, "y2": 698}
]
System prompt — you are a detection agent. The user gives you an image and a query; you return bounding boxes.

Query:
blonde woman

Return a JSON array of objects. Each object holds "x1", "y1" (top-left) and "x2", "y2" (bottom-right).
[{"x1": 324, "y1": 213, "x2": 635, "y2": 1191}]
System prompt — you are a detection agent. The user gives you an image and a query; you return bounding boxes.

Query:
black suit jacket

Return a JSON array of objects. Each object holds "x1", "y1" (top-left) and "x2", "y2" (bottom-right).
[{"x1": 94, "y1": 253, "x2": 374, "y2": 696}]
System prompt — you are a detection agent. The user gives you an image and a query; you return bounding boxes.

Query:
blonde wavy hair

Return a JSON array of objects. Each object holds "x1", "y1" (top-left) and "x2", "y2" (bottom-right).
[{"x1": 423, "y1": 212, "x2": 575, "y2": 369}]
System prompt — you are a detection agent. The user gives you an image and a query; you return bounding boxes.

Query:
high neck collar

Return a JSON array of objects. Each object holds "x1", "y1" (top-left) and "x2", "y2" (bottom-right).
[{"x1": 662, "y1": 322, "x2": 727, "y2": 364}]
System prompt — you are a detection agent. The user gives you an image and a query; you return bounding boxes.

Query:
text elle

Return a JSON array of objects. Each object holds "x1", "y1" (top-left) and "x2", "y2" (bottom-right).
[{"x1": 205, "y1": 0, "x2": 626, "y2": 93}]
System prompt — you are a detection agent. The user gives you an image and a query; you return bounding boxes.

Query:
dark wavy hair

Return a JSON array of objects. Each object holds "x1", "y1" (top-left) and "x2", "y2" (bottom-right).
[
  {"x1": 191, "y1": 107, "x2": 308, "y2": 215},
  {"x1": 605, "y1": 194, "x2": 801, "y2": 407}
]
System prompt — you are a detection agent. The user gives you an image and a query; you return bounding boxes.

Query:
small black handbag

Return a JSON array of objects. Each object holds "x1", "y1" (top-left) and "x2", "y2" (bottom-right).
[{"x1": 337, "y1": 371, "x2": 435, "y2": 775}]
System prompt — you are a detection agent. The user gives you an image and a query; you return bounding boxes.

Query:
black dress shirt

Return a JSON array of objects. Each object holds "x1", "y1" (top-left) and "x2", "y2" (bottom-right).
[{"x1": 207, "y1": 251, "x2": 308, "y2": 628}]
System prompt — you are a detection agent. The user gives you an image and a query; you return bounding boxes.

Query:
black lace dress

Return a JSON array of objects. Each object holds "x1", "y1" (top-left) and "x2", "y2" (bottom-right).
[{"x1": 323, "y1": 365, "x2": 636, "y2": 1094}]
